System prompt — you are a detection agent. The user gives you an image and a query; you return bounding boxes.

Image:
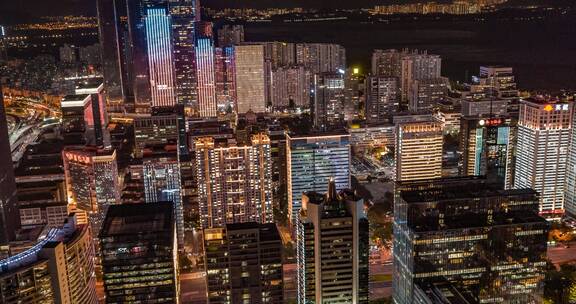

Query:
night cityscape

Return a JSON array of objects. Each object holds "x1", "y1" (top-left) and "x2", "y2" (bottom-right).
[{"x1": 0, "y1": 0, "x2": 575, "y2": 303}]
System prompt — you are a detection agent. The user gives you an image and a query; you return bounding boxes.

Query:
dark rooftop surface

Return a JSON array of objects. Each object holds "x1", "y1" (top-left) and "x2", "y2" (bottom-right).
[
  {"x1": 100, "y1": 202, "x2": 173, "y2": 237},
  {"x1": 401, "y1": 184, "x2": 538, "y2": 204}
]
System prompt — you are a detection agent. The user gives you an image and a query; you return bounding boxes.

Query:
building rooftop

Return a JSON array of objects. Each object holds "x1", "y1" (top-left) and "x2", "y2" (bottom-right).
[
  {"x1": 401, "y1": 183, "x2": 537, "y2": 204},
  {"x1": 100, "y1": 202, "x2": 173, "y2": 237}
]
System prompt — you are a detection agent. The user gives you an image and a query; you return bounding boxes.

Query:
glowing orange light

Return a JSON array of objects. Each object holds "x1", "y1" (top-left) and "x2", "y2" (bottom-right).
[{"x1": 544, "y1": 105, "x2": 553, "y2": 112}]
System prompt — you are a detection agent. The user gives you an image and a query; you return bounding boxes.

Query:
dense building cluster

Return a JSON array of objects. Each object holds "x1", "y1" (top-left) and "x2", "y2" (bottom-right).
[{"x1": 0, "y1": 0, "x2": 574, "y2": 303}]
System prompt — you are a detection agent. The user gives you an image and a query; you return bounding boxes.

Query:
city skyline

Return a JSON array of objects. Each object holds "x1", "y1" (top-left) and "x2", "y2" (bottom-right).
[{"x1": 0, "y1": 0, "x2": 575, "y2": 303}]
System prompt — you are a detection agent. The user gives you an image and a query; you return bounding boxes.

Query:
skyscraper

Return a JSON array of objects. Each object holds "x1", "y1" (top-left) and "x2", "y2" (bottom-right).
[
  {"x1": 215, "y1": 46, "x2": 236, "y2": 111},
  {"x1": 100, "y1": 202, "x2": 179, "y2": 303},
  {"x1": 96, "y1": 0, "x2": 131, "y2": 113},
  {"x1": 145, "y1": 7, "x2": 177, "y2": 109},
  {"x1": 365, "y1": 76, "x2": 399, "y2": 124},
  {"x1": 126, "y1": 0, "x2": 153, "y2": 113},
  {"x1": 0, "y1": 86, "x2": 19, "y2": 247},
  {"x1": 75, "y1": 78, "x2": 110, "y2": 147},
  {"x1": 204, "y1": 223, "x2": 283, "y2": 304},
  {"x1": 196, "y1": 36, "x2": 218, "y2": 117},
  {"x1": 134, "y1": 112, "x2": 179, "y2": 157},
  {"x1": 62, "y1": 147, "x2": 120, "y2": 231},
  {"x1": 0, "y1": 215, "x2": 97, "y2": 304},
  {"x1": 143, "y1": 151, "x2": 184, "y2": 246},
  {"x1": 313, "y1": 73, "x2": 345, "y2": 131},
  {"x1": 395, "y1": 119, "x2": 443, "y2": 181},
  {"x1": 460, "y1": 116, "x2": 516, "y2": 189},
  {"x1": 194, "y1": 134, "x2": 273, "y2": 228},
  {"x1": 297, "y1": 181, "x2": 369, "y2": 304},
  {"x1": 235, "y1": 44, "x2": 267, "y2": 113},
  {"x1": 61, "y1": 94, "x2": 92, "y2": 145},
  {"x1": 478, "y1": 66, "x2": 519, "y2": 100},
  {"x1": 287, "y1": 133, "x2": 351, "y2": 225},
  {"x1": 170, "y1": 0, "x2": 198, "y2": 107},
  {"x1": 514, "y1": 99, "x2": 572, "y2": 215},
  {"x1": 393, "y1": 178, "x2": 548, "y2": 303}
]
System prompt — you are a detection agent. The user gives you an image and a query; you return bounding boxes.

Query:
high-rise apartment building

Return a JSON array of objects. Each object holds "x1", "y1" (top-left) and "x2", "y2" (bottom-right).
[
  {"x1": 263, "y1": 41, "x2": 296, "y2": 69},
  {"x1": 145, "y1": 7, "x2": 177, "y2": 109},
  {"x1": 204, "y1": 223, "x2": 283, "y2": 304},
  {"x1": 313, "y1": 73, "x2": 345, "y2": 131},
  {"x1": 296, "y1": 182, "x2": 369, "y2": 304},
  {"x1": 295, "y1": 43, "x2": 346, "y2": 74},
  {"x1": 393, "y1": 178, "x2": 548, "y2": 304},
  {"x1": 62, "y1": 147, "x2": 119, "y2": 231},
  {"x1": 194, "y1": 134, "x2": 273, "y2": 228},
  {"x1": 235, "y1": 44, "x2": 267, "y2": 113},
  {"x1": 287, "y1": 133, "x2": 351, "y2": 225},
  {"x1": 371, "y1": 49, "x2": 403, "y2": 77},
  {"x1": 196, "y1": 36, "x2": 218, "y2": 117},
  {"x1": 100, "y1": 202, "x2": 179, "y2": 303},
  {"x1": 217, "y1": 24, "x2": 245, "y2": 47},
  {"x1": 0, "y1": 215, "x2": 97, "y2": 304},
  {"x1": 365, "y1": 76, "x2": 399, "y2": 124},
  {"x1": 408, "y1": 77, "x2": 450, "y2": 111},
  {"x1": 400, "y1": 51, "x2": 442, "y2": 101},
  {"x1": 514, "y1": 99, "x2": 572, "y2": 215},
  {"x1": 170, "y1": 0, "x2": 198, "y2": 107},
  {"x1": 271, "y1": 66, "x2": 311, "y2": 109},
  {"x1": 395, "y1": 119, "x2": 443, "y2": 181},
  {"x1": 0, "y1": 87, "x2": 19, "y2": 247}
]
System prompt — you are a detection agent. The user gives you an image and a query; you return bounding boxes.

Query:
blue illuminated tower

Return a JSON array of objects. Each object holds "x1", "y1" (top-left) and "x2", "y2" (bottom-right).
[{"x1": 145, "y1": 7, "x2": 177, "y2": 109}]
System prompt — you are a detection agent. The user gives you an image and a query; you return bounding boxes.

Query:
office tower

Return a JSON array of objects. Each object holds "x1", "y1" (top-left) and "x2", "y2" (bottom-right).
[
  {"x1": 460, "y1": 116, "x2": 516, "y2": 188},
  {"x1": 271, "y1": 66, "x2": 311, "y2": 109},
  {"x1": 313, "y1": 73, "x2": 345, "y2": 131},
  {"x1": 204, "y1": 223, "x2": 283, "y2": 304},
  {"x1": 133, "y1": 113, "x2": 179, "y2": 157},
  {"x1": 393, "y1": 178, "x2": 548, "y2": 304},
  {"x1": 194, "y1": 134, "x2": 273, "y2": 228},
  {"x1": 478, "y1": 66, "x2": 519, "y2": 99},
  {"x1": 344, "y1": 68, "x2": 365, "y2": 122},
  {"x1": 396, "y1": 119, "x2": 443, "y2": 181},
  {"x1": 100, "y1": 202, "x2": 179, "y2": 303},
  {"x1": 217, "y1": 24, "x2": 245, "y2": 47},
  {"x1": 408, "y1": 77, "x2": 450, "y2": 111},
  {"x1": 235, "y1": 44, "x2": 267, "y2": 113},
  {"x1": 0, "y1": 87, "x2": 19, "y2": 247},
  {"x1": 400, "y1": 51, "x2": 442, "y2": 101},
  {"x1": 96, "y1": 0, "x2": 131, "y2": 113},
  {"x1": 295, "y1": 43, "x2": 346, "y2": 74},
  {"x1": 196, "y1": 37, "x2": 218, "y2": 117},
  {"x1": 0, "y1": 215, "x2": 97, "y2": 304},
  {"x1": 365, "y1": 76, "x2": 399, "y2": 124},
  {"x1": 61, "y1": 94, "x2": 91, "y2": 145},
  {"x1": 215, "y1": 46, "x2": 236, "y2": 111},
  {"x1": 287, "y1": 133, "x2": 351, "y2": 224},
  {"x1": 145, "y1": 7, "x2": 177, "y2": 109},
  {"x1": 76, "y1": 78, "x2": 110, "y2": 147},
  {"x1": 170, "y1": 0, "x2": 198, "y2": 107},
  {"x1": 63, "y1": 147, "x2": 119, "y2": 231},
  {"x1": 460, "y1": 98, "x2": 509, "y2": 117},
  {"x1": 297, "y1": 181, "x2": 369, "y2": 304},
  {"x1": 566, "y1": 107, "x2": 576, "y2": 218},
  {"x1": 143, "y1": 152, "x2": 184, "y2": 246},
  {"x1": 371, "y1": 49, "x2": 402, "y2": 77},
  {"x1": 514, "y1": 99, "x2": 572, "y2": 215}
]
